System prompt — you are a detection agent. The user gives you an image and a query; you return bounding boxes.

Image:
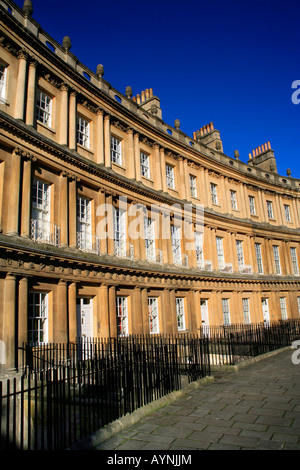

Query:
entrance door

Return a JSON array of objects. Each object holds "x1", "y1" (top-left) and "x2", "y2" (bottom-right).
[
  {"x1": 200, "y1": 299, "x2": 210, "y2": 336},
  {"x1": 76, "y1": 297, "x2": 93, "y2": 338},
  {"x1": 261, "y1": 298, "x2": 270, "y2": 324}
]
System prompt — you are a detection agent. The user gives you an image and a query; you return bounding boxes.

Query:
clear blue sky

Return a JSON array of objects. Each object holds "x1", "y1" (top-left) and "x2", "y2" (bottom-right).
[{"x1": 12, "y1": 0, "x2": 300, "y2": 178}]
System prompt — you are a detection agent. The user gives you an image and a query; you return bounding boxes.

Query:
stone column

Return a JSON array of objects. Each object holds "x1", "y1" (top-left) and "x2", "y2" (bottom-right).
[
  {"x1": 3, "y1": 273, "x2": 17, "y2": 370},
  {"x1": 132, "y1": 287, "x2": 143, "y2": 334},
  {"x1": 18, "y1": 276, "x2": 28, "y2": 349},
  {"x1": 55, "y1": 280, "x2": 68, "y2": 343},
  {"x1": 60, "y1": 83, "x2": 69, "y2": 146},
  {"x1": 20, "y1": 154, "x2": 36, "y2": 238},
  {"x1": 193, "y1": 290, "x2": 202, "y2": 333},
  {"x1": 153, "y1": 144, "x2": 162, "y2": 189},
  {"x1": 183, "y1": 157, "x2": 190, "y2": 200},
  {"x1": 106, "y1": 193, "x2": 114, "y2": 255},
  {"x1": 126, "y1": 128, "x2": 135, "y2": 179},
  {"x1": 160, "y1": 147, "x2": 167, "y2": 192},
  {"x1": 104, "y1": 114, "x2": 111, "y2": 167},
  {"x1": 141, "y1": 288, "x2": 149, "y2": 334},
  {"x1": 25, "y1": 58, "x2": 37, "y2": 126},
  {"x1": 7, "y1": 148, "x2": 22, "y2": 236},
  {"x1": 15, "y1": 50, "x2": 28, "y2": 120},
  {"x1": 99, "y1": 284, "x2": 109, "y2": 337},
  {"x1": 134, "y1": 132, "x2": 141, "y2": 181},
  {"x1": 69, "y1": 90, "x2": 77, "y2": 150},
  {"x1": 178, "y1": 157, "x2": 186, "y2": 200},
  {"x1": 68, "y1": 176, "x2": 77, "y2": 248},
  {"x1": 95, "y1": 108, "x2": 104, "y2": 164},
  {"x1": 108, "y1": 285, "x2": 117, "y2": 337},
  {"x1": 60, "y1": 172, "x2": 69, "y2": 247},
  {"x1": 68, "y1": 282, "x2": 77, "y2": 342},
  {"x1": 169, "y1": 289, "x2": 177, "y2": 334},
  {"x1": 0, "y1": 162, "x2": 4, "y2": 233},
  {"x1": 96, "y1": 189, "x2": 107, "y2": 255}
]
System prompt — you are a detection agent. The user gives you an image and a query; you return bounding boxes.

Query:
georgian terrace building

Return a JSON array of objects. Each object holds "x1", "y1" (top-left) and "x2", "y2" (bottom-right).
[{"x1": 0, "y1": 0, "x2": 300, "y2": 370}]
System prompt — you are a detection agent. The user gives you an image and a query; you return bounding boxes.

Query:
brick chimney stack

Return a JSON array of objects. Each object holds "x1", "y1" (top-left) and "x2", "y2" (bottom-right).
[
  {"x1": 132, "y1": 88, "x2": 162, "y2": 119},
  {"x1": 193, "y1": 122, "x2": 223, "y2": 152},
  {"x1": 248, "y1": 141, "x2": 277, "y2": 173}
]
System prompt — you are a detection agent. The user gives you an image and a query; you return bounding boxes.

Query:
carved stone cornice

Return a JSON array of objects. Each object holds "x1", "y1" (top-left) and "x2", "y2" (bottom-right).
[
  {"x1": 0, "y1": 34, "x2": 19, "y2": 57},
  {"x1": 13, "y1": 146, "x2": 37, "y2": 162}
]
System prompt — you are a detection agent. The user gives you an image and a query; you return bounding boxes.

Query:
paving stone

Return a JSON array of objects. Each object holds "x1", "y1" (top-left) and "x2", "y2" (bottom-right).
[
  {"x1": 270, "y1": 433, "x2": 300, "y2": 444},
  {"x1": 116, "y1": 439, "x2": 148, "y2": 450},
  {"x1": 239, "y1": 429, "x2": 273, "y2": 440},
  {"x1": 170, "y1": 438, "x2": 211, "y2": 450},
  {"x1": 219, "y1": 434, "x2": 259, "y2": 448},
  {"x1": 90, "y1": 350, "x2": 300, "y2": 452},
  {"x1": 152, "y1": 426, "x2": 192, "y2": 439},
  {"x1": 204, "y1": 425, "x2": 240, "y2": 436},
  {"x1": 130, "y1": 432, "x2": 175, "y2": 445},
  {"x1": 231, "y1": 421, "x2": 267, "y2": 432}
]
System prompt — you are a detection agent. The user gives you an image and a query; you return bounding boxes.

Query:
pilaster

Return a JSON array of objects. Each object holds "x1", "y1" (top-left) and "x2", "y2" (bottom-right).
[
  {"x1": 15, "y1": 50, "x2": 28, "y2": 120},
  {"x1": 25, "y1": 58, "x2": 37, "y2": 126}
]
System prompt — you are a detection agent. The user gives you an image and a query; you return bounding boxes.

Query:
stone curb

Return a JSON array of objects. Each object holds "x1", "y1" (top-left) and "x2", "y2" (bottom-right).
[{"x1": 69, "y1": 346, "x2": 291, "y2": 450}]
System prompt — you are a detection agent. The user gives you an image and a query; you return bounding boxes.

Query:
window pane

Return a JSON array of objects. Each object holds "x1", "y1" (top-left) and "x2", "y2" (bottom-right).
[
  {"x1": 36, "y1": 90, "x2": 52, "y2": 126},
  {"x1": 111, "y1": 136, "x2": 122, "y2": 165}
]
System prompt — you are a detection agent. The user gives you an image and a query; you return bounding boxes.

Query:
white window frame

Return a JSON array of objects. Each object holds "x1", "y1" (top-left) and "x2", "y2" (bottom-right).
[
  {"x1": 166, "y1": 164, "x2": 175, "y2": 189},
  {"x1": 148, "y1": 297, "x2": 159, "y2": 334},
  {"x1": 113, "y1": 207, "x2": 126, "y2": 257},
  {"x1": 284, "y1": 204, "x2": 291, "y2": 222},
  {"x1": 0, "y1": 63, "x2": 7, "y2": 103},
  {"x1": 31, "y1": 178, "x2": 51, "y2": 241},
  {"x1": 249, "y1": 196, "x2": 256, "y2": 215},
  {"x1": 36, "y1": 89, "x2": 52, "y2": 127},
  {"x1": 230, "y1": 190, "x2": 238, "y2": 210},
  {"x1": 236, "y1": 240, "x2": 244, "y2": 268},
  {"x1": 189, "y1": 175, "x2": 197, "y2": 198},
  {"x1": 195, "y1": 231, "x2": 203, "y2": 264},
  {"x1": 222, "y1": 298, "x2": 231, "y2": 326},
  {"x1": 111, "y1": 136, "x2": 122, "y2": 165},
  {"x1": 255, "y1": 243, "x2": 264, "y2": 274},
  {"x1": 144, "y1": 217, "x2": 156, "y2": 261},
  {"x1": 176, "y1": 298, "x2": 185, "y2": 331},
  {"x1": 210, "y1": 183, "x2": 218, "y2": 204},
  {"x1": 273, "y1": 245, "x2": 281, "y2": 274},
  {"x1": 171, "y1": 224, "x2": 182, "y2": 265},
  {"x1": 279, "y1": 297, "x2": 288, "y2": 320},
  {"x1": 77, "y1": 116, "x2": 90, "y2": 148},
  {"x1": 242, "y1": 298, "x2": 251, "y2": 324},
  {"x1": 297, "y1": 297, "x2": 300, "y2": 317},
  {"x1": 77, "y1": 196, "x2": 92, "y2": 251},
  {"x1": 216, "y1": 236, "x2": 225, "y2": 268},
  {"x1": 28, "y1": 291, "x2": 48, "y2": 344},
  {"x1": 267, "y1": 200, "x2": 274, "y2": 219},
  {"x1": 116, "y1": 296, "x2": 128, "y2": 336},
  {"x1": 140, "y1": 152, "x2": 150, "y2": 179},
  {"x1": 290, "y1": 247, "x2": 299, "y2": 275}
]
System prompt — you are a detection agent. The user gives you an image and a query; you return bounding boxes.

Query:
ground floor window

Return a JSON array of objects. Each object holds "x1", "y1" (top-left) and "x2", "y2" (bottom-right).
[
  {"x1": 148, "y1": 297, "x2": 159, "y2": 334},
  {"x1": 222, "y1": 298, "x2": 231, "y2": 325},
  {"x1": 242, "y1": 298, "x2": 251, "y2": 324},
  {"x1": 279, "y1": 297, "x2": 288, "y2": 320},
  {"x1": 176, "y1": 298, "x2": 185, "y2": 331},
  {"x1": 116, "y1": 296, "x2": 128, "y2": 336},
  {"x1": 28, "y1": 291, "x2": 48, "y2": 344}
]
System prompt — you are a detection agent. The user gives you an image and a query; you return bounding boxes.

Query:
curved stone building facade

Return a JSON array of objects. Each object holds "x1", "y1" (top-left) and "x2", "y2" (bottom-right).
[{"x1": 0, "y1": 0, "x2": 300, "y2": 369}]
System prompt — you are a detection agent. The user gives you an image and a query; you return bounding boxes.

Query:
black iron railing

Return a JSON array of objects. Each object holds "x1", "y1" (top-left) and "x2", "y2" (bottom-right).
[
  {"x1": 199, "y1": 319, "x2": 300, "y2": 366},
  {"x1": 2, "y1": 334, "x2": 209, "y2": 450},
  {"x1": 1, "y1": 320, "x2": 300, "y2": 451}
]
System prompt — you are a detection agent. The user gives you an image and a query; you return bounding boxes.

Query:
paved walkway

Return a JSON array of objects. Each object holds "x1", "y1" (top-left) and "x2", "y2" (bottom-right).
[{"x1": 94, "y1": 348, "x2": 300, "y2": 450}]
